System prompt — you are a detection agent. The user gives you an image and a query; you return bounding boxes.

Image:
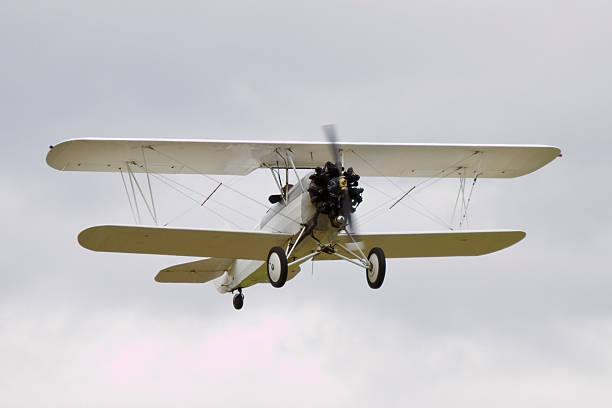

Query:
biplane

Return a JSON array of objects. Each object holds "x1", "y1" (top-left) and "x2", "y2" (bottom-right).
[{"x1": 46, "y1": 126, "x2": 560, "y2": 309}]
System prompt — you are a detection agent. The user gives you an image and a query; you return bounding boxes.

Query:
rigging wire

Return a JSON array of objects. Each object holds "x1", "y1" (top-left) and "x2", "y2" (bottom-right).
[
  {"x1": 353, "y1": 187, "x2": 454, "y2": 230},
  {"x1": 149, "y1": 173, "x2": 243, "y2": 229},
  {"x1": 349, "y1": 149, "x2": 475, "y2": 229},
  {"x1": 150, "y1": 147, "x2": 268, "y2": 207},
  {"x1": 126, "y1": 162, "x2": 158, "y2": 225},
  {"x1": 457, "y1": 153, "x2": 484, "y2": 229},
  {"x1": 125, "y1": 163, "x2": 142, "y2": 224},
  {"x1": 148, "y1": 146, "x2": 303, "y2": 227},
  {"x1": 349, "y1": 149, "x2": 484, "y2": 229},
  {"x1": 450, "y1": 172, "x2": 465, "y2": 228},
  {"x1": 350, "y1": 149, "x2": 479, "y2": 194},
  {"x1": 149, "y1": 173, "x2": 287, "y2": 233},
  {"x1": 151, "y1": 173, "x2": 261, "y2": 225},
  {"x1": 357, "y1": 175, "x2": 456, "y2": 230},
  {"x1": 119, "y1": 168, "x2": 137, "y2": 224},
  {"x1": 459, "y1": 174, "x2": 480, "y2": 229},
  {"x1": 141, "y1": 147, "x2": 158, "y2": 224}
]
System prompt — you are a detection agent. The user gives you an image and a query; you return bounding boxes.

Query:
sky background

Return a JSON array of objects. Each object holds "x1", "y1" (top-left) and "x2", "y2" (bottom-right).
[{"x1": 2, "y1": 0, "x2": 611, "y2": 406}]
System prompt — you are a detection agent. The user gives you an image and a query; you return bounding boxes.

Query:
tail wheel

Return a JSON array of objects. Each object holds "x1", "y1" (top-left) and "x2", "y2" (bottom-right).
[
  {"x1": 233, "y1": 292, "x2": 244, "y2": 310},
  {"x1": 267, "y1": 246, "x2": 288, "y2": 288},
  {"x1": 366, "y1": 247, "x2": 386, "y2": 289}
]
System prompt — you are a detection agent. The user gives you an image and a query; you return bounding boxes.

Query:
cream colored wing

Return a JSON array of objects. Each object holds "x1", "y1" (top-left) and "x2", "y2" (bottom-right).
[
  {"x1": 78, "y1": 225, "x2": 292, "y2": 260},
  {"x1": 155, "y1": 258, "x2": 233, "y2": 283},
  {"x1": 314, "y1": 230, "x2": 526, "y2": 260},
  {"x1": 47, "y1": 138, "x2": 560, "y2": 178}
]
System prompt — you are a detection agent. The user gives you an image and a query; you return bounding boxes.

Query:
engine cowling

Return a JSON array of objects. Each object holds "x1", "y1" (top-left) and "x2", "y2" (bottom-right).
[{"x1": 307, "y1": 161, "x2": 363, "y2": 226}]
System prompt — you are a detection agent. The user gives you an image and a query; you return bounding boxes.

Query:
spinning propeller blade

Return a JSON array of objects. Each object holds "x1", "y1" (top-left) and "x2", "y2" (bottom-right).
[{"x1": 322, "y1": 124, "x2": 356, "y2": 232}]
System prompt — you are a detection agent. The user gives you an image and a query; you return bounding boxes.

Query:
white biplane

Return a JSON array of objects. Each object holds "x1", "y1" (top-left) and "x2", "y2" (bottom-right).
[{"x1": 46, "y1": 126, "x2": 560, "y2": 309}]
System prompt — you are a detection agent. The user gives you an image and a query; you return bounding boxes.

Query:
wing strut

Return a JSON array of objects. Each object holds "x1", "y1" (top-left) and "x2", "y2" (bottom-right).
[
  {"x1": 458, "y1": 173, "x2": 480, "y2": 229},
  {"x1": 119, "y1": 167, "x2": 138, "y2": 224}
]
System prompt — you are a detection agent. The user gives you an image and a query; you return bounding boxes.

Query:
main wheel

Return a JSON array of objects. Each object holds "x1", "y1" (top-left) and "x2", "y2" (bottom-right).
[
  {"x1": 267, "y1": 246, "x2": 288, "y2": 288},
  {"x1": 366, "y1": 247, "x2": 386, "y2": 289},
  {"x1": 233, "y1": 292, "x2": 244, "y2": 310}
]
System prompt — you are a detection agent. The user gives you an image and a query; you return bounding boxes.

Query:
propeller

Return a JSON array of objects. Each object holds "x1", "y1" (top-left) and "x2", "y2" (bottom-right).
[
  {"x1": 322, "y1": 124, "x2": 360, "y2": 232},
  {"x1": 307, "y1": 126, "x2": 363, "y2": 232}
]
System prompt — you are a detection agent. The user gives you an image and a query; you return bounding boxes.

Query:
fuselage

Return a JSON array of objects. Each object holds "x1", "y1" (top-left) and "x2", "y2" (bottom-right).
[{"x1": 215, "y1": 172, "x2": 341, "y2": 292}]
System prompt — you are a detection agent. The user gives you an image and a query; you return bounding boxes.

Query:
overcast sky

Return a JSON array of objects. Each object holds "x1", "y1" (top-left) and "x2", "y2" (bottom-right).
[{"x1": 2, "y1": 1, "x2": 612, "y2": 406}]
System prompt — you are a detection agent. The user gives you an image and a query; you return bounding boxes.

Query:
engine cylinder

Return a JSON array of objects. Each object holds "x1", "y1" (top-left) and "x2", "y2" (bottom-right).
[{"x1": 307, "y1": 162, "x2": 363, "y2": 224}]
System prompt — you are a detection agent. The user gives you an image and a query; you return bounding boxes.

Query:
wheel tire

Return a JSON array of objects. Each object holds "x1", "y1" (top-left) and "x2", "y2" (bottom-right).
[
  {"x1": 267, "y1": 246, "x2": 288, "y2": 288},
  {"x1": 233, "y1": 293, "x2": 244, "y2": 310},
  {"x1": 366, "y1": 247, "x2": 386, "y2": 289}
]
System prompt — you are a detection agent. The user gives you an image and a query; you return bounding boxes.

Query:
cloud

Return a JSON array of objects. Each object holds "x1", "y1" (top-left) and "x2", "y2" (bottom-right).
[
  {"x1": 2, "y1": 301, "x2": 611, "y2": 407},
  {"x1": 1, "y1": 0, "x2": 612, "y2": 406}
]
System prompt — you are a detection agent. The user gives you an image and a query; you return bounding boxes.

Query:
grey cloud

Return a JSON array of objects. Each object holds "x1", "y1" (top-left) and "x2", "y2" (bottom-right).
[{"x1": 1, "y1": 0, "x2": 612, "y2": 406}]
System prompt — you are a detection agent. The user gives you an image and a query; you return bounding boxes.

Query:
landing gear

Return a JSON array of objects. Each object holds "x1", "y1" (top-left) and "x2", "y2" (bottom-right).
[
  {"x1": 366, "y1": 247, "x2": 386, "y2": 289},
  {"x1": 232, "y1": 289, "x2": 244, "y2": 310},
  {"x1": 267, "y1": 246, "x2": 288, "y2": 288}
]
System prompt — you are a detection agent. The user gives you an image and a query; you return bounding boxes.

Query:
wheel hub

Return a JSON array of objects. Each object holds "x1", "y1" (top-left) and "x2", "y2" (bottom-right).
[
  {"x1": 268, "y1": 252, "x2": 282, "y2": 282},
  {"x1": 368, "y1": 254, "x2": 379, "y2": 282}
]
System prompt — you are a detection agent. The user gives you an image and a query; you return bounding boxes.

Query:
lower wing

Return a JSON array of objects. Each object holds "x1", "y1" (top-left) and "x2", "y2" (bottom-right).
[
  {"x1": 314, "y1": 230, "x2": 526, "y2": 260},
  {"x1": 78, "y1": 225, "x2": 293, "y2": 260},
  {"x1": 79, "y1": 225, "x2": 524, "y2": 263}
]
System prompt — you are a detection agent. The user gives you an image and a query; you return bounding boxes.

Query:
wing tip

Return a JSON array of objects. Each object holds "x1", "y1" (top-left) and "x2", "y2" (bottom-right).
[
  {"x1": 154, "y1": 271, "x2": 165, "y2": 283},
  {"x1": 46, "y1": 139, "x2": 77, "y2": 171},
  {"x1": 77, "y1": 225, "x2": 112, "y2": 252},
  {"x1": 45, "y1": 146, "x2": 62, "y2": 171},
  {"x1": 478, "y1": 230, "x2": 526, "y2": 255},
  {"x1": 77, "y1": 227, "x2": 93, "y2": 251},
  {"x1": 505, "y1": 146, "x2": 562, "y2": 178},
  {"x1": 509, "y1": 229, "x2": 526, "y2": 245}
]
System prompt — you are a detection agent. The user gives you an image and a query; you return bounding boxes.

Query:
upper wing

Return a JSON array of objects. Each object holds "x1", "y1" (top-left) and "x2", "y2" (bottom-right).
[
  {"x1": 78, "y1": 225, "x2": 292, "y2": 260},
  {"x1": 47, "y1": 138, "x2": 561, "y2": 178},
  {"x1": 314, "y1": 230, "x2": 526, "y2": 260},
  {"x1": 155, "y1": 258, "x2": 233, "y2": 283}
]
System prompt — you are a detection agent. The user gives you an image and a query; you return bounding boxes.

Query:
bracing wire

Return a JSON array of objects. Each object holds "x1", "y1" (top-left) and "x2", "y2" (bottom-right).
[
  {"x1": 119, "y1": 168, "x2": 137, "y2": 224},
  {"x1": 151, "y1": 173, "x2": 261, "y2": 226},
  {"x1": 150, "y1": 147, "x2": 268, "y2": 207},
  {"x1": 450, "y1": 172, "x2": 465, "y2": 228},
  {"x1": 126, "y1": 163, "x2": 142, "y2": 224},
  {"x1": 349, "y1": 149, "x2": 476, "y2": 229},
  {"x1": 141, "y1": 147, "x2": 158, "y2": 224},
  {"x1": 127, "y1": 162, "x2": 158, "y2": 225},
  {"x1": 149, "y1": 173, "x2": 286, "y2": 233},
  {"x1": 459, "y1": 175, "x2": 480, "y2": 229},
  {"x1": 350, "y1": 149, "x2": 479, "y2": 195},
  {"x1": 357, "y1": 176, "x2": 455, "y2": 230},
  {"x1": 148, "y1": 146, "x2": 303, "y2": 227},
  {"x1": 149, "y1": 173, "x2": 243, "y2": 229},
  {"x1": 354, "y1": 188, "x2": 454, "y2": 230}
]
